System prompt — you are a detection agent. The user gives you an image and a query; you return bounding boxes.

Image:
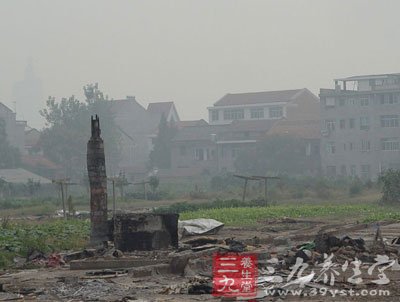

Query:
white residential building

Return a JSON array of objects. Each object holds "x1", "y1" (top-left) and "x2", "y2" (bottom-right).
[{"x1": 207, "y1": 88, "x2": 319, "y2": 125}]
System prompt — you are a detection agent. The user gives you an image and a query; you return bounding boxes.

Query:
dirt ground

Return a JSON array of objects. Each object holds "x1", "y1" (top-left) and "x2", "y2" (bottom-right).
[{"x1": 1, "y1": 216, "x2": 400, "y2": 301}]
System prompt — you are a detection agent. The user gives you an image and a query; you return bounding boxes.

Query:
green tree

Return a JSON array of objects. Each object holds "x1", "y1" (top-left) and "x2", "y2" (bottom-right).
[
  {"x1": 39, "y1": 84, "x2": 120, "y2": 178},
  {"x1": 379, "y1": 169, "x2": 400, "y2": 204},
  {"x1": 149, "y1": 114, "x2": 176, "y2": 169},
  {"x1": 0, "y1": 118, "x2": 20, "y2": 168},
  {"x1": 149, "y1": 175, "x2": 160, "y2": 193},
  {"x1": 235, "y1": 135, "x2": 309, "y2": 175}
]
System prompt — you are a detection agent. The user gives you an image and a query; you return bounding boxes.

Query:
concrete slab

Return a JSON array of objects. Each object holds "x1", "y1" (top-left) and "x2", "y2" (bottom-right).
[{"x1": 70, "y1": 258, "x2": 166, "y2": 270}]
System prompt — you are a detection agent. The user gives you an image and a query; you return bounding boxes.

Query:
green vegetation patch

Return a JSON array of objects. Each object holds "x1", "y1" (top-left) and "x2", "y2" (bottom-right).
[
  {"x1": 0, "y1": 219, "x2": 89, "y2": 268},
  {"x1": 180, "y1": 204, "x2": 400, "y2": 226}
]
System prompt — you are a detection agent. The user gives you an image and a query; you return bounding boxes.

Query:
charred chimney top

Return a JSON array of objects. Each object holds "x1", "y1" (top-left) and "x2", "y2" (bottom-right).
[{"x1": 91, "y1": 115, "x2": 101, "y2": 138}]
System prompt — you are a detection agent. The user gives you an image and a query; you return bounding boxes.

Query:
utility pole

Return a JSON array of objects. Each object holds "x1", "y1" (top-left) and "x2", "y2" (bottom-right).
[
  {"x1": 107, "y1": 176, "x2": 119, "y2": 238},
  {"x1": 52, "y1": 178, "x2": 77, "y2": 219}
]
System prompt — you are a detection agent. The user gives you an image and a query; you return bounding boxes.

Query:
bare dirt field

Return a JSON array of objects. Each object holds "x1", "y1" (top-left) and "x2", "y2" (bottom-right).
[{"x1": 1, "y1": 214, "x2": 399, "y2": 302}]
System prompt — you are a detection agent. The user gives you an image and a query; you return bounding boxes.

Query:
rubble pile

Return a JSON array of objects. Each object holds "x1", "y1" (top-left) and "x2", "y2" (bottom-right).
[
  {"x1": 3, "y1": 216, "x2": 400, "y2": 301},
  {"x1": 282, "y1": 231, "x2": 400, "y2": 267},
  {"x1": 51, "y1": 279, "x2": 136, "y2": 301}
]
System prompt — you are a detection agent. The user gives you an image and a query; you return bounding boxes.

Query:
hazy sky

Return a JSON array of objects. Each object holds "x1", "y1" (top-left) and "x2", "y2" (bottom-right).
[{"x1": 1, "y1": 0, "x2": 400, "y2": 128}]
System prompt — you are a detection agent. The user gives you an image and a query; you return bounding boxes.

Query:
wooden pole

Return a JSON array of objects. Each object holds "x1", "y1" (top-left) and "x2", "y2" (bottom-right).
[
  {"x1": 264, "y1": 179, "x2": 268, "y2": 206},
  {"x1": 60, "y1": 182, "x2": 66, "y2": 219},
  {"x1": 112, "y1": 178, "x2": 116, "y2": 238},
  {"x1": 242, "y1": 179, "x2": 248, "y2": 202}
]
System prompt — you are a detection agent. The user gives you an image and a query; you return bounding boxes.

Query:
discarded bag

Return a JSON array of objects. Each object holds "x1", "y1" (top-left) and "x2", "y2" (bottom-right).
[{"x1": 178, "y1": 218, "x2": 224, "y2": 236}]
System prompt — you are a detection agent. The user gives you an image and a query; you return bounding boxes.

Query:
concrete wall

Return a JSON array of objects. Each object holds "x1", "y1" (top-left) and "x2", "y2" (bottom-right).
[
  {"x1": 170, "y1": 140, "x2": 218, "y2": 176},
  {"x1": 0, "y1": 103, "x2": 25, "y2": 153}
]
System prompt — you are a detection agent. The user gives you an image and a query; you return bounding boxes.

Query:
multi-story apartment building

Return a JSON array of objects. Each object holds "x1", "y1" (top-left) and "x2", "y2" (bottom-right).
[{"x1": 320, "y1": 73, "x2": 400, "y2": 179}]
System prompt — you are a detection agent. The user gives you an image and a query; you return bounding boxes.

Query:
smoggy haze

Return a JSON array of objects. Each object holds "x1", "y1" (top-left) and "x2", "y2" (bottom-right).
[{"x1": 1, "y1": 0, "x2": 400, "y2": 128}]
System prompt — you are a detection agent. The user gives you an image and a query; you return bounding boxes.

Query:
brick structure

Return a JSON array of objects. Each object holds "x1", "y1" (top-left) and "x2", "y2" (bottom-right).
[
  {"x1": 87, "y1": 115, "x2": 109, "y2": 245},
  {"x1": 112, "y1": 213, "x2": 179, "y2": 251}
]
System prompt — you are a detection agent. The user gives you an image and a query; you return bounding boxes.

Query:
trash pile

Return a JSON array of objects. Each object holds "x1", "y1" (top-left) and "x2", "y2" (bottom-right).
[
  {"x1": 18, "y1": 242, "x2": 128, "y2": 269},
  {"x1": 163, "y1": 222, "x2": 400, "y2": 299},
  {"x1": 283, "y1": 230, "x2": 400, "y2": 267}
]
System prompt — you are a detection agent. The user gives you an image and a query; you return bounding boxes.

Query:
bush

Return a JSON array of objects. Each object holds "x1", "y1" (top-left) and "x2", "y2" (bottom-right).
[
  {"x1": 349, "y1": 178, "x2": 363, "y2": 196},
  {"x1": 148, "y1": 176, "x2": 160, "y2": 193},
  {"x1": 314, "y1": 179, "x2": 331, "y2": 199}
]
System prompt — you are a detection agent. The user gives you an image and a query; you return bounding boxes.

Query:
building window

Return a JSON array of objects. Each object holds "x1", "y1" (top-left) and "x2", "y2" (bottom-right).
[
  {"x1": 250, "y1": 108, "x2": 264, "y2": 119},
  {"x1": 210, "y1": 149, "x2": 216, "y2": 159},
  {"x1": 349, "y1": 118, "x2": 355, "y2": 129},
  {"x1": 388, "y1": 93, "x2": 395, "y2": 104},
  {"x1": 306, "y1": 143, "x2": 311, "y2": 156},
  {"x1": 223, "y1": 109, "x2": 244, "y2": 120},
  {"x1": 325, "y1": 119, "x2": 336, "y2": 131},
  {"x1": 381, "y1": 138, "x2": 400, "y2": 151},
  {"x1": 343, "y1": 143, "x2": 346, "y2": 151},
  {"x1": 195, "y1": 148, "x2": 204, "y2": 161},
  {"x1": 339, "y1": 98, "x2": 345, "y2": 106},
  {"x1": 269, "y1": 106, "x2": 283, "y2": 118},
  {"x1": 360, "y1": 96, "x2": 369, "y2": 106},
  {"x1": 380, "y1": 115, "x2": 399, "y2": 128},
  {"x1": 325, "y1": 97, "x2": 335, "y2": 107},
  {"x1": 326, "y1": 166, "x2": 336, "y2": 177},
  {"x1": 340, "y1": 119, "x2": 346, "y2": 129},
  {"x1": 350, "y1": 165, "x2": 357, "y2": 177},
  {"x1": 379, "y1": 93, "x2": 399, "y2": 105},
  {"x1": 379, "y1": 94, "x2": 385, "y2": 104},
  {"x1": 313, "y1": 145, "x2": 320, "y2": 155},
  {"x1": 349, "y1": 142, "x2": 354, "y2": 151},
  {"x1": 348, "y1": 98, "x2": 356, "y2": 106},
  {"x1": 180, "y1": 146, "x2": 187, "y2": 156},
  {"x1": 211, "y1": 110, "x2": 219, "y2": 121},
  {"x1": 326, "y1": 142, "x2": 336, "y2": 154},
  {"x1": 361, "y1": 140, "x2": 371, "y2": 152},
  {"x1": 360, "y1": 117, "x2": 370, "y2": 130},
  {"x1": 361, "y1": 165, "x2": 370, "y2": 179}
]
